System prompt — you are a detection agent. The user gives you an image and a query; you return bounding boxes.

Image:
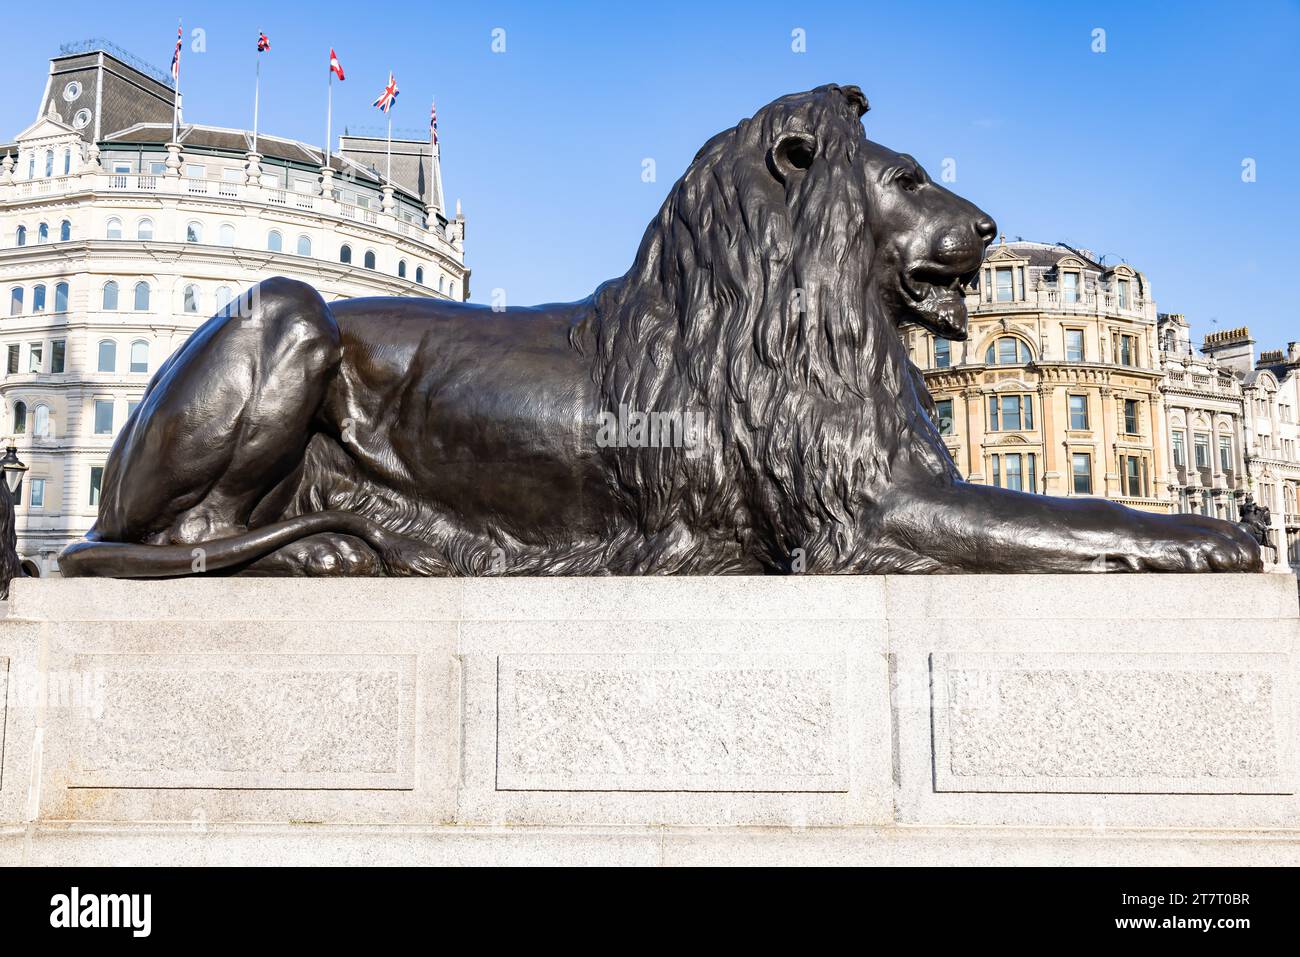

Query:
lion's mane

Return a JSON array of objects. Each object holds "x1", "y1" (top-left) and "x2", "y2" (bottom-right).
[{"x1": 574, "y1": 84, "x2": 957, "y2": 574}]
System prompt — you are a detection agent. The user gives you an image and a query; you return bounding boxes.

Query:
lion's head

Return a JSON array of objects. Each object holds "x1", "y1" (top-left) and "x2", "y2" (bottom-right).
[{"x1": 582, "y1": 85, "x2": 989, "y2": 569}]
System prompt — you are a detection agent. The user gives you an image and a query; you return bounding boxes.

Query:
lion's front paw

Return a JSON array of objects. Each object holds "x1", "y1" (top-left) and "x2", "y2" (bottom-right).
[{"x1": 1111, "y1": 517, "x2": 1264, "y2": 573}]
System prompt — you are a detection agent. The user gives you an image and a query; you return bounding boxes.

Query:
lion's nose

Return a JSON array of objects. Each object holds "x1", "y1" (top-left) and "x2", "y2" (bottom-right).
[{"x1": 974, "y1": 216, "x2": 997, "y2": 242}]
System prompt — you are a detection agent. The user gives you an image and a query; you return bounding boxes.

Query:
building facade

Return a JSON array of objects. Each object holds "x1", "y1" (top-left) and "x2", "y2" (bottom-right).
[
  {"x1": 0, "y1": 45, "x2": 469, "y2": 573},
  {"x1": 906, "y1": 240, "x2": 1170, "y2": 512}
]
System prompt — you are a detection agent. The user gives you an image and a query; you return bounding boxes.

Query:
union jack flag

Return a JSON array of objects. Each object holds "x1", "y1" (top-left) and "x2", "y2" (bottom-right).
[
  {"x1": 170, "y1": 23, "x2": 182, "y2": 82},
  {"x1": 257, "y1": 32, "x2": 270, "y2": 52},
  {"x1": 373, "y1": 73, "x2": 399, "y2": 113},
  {"x1": 429, "y1": 98, "x2": 438, "y2": 145}
]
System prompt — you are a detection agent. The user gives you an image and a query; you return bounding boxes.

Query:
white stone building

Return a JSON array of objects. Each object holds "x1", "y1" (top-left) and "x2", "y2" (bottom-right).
[{"x1": 0, "y1": 43, "x2": 469, "y2": 573}]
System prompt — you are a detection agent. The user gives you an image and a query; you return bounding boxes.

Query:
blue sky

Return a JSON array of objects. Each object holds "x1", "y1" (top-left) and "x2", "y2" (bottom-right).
[{"x1": 4, "y1": 1, "x2": 1297, "y2": 346}]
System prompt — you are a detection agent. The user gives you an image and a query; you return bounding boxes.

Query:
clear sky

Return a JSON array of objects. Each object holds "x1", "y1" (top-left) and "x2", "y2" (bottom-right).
[{"x1": 4, "y1": 1, "x2": 1297, "y2": 346}]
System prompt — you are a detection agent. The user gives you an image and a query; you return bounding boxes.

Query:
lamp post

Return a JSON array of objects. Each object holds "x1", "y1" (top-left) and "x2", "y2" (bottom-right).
[
  {"x1": 1, "y1": 444, "x2": 27, "y2": 499},
  {"x1": 0, "y1": 443, "x2": 26, "y2": 599}
]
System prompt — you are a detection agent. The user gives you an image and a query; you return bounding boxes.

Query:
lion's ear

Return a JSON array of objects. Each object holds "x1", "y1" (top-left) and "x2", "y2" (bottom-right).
[{"x1": 767, "y1": 131, "x2": 818, "y2": 184}]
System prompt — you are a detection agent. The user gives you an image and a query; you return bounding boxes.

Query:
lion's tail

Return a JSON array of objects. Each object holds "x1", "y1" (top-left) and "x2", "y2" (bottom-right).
[{"x1": 57, "y1": 510, "x2": 407, "y2": 578}]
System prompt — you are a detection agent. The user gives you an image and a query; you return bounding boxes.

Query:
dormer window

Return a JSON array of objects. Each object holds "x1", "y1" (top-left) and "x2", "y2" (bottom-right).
[
  {"x1": 1062, "y1": 271, "x2": 1080, "y2": 304},
  {"x1": 995, "y1": 267, "x2": 1014, "y2": 302},
  {"x1": 1117, "y1": 278, "x2": 1130, "y2": 309}
]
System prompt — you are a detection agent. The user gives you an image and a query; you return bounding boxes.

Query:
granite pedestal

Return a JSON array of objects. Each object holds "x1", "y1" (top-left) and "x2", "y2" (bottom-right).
[{"x1": 1, "y1": 574, "x2": 1296, "y2": 865}]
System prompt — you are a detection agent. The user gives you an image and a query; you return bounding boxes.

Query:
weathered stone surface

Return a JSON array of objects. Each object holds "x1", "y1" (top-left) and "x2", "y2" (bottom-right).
[
  {"x1": 496, "y1": 653, "x2": 847, "y2": 791},
  {"x1": 932, "y1": 653, "x2": 1291, "y2": 794}
]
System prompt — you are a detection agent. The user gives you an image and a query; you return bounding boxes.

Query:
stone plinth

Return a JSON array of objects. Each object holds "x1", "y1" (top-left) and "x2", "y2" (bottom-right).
[{"x1": 1, "y1": 574, "x2": 1297, "y2": 865}]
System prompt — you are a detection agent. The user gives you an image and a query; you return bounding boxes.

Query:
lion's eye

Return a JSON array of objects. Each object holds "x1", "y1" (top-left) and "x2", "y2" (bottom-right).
[{"x1": 896, "y1": 170, "x2": 921, "y2": 192}]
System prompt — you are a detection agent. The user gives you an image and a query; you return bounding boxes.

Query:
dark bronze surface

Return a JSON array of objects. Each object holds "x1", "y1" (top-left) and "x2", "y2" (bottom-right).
[{"x1": 58, "y1": 85, "x2": 1262, "y2": 577}]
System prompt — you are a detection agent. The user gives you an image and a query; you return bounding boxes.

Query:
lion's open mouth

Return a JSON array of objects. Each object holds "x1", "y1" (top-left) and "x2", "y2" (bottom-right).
[{"x1": 900, "y1": 266, "x2": 975, "y2": 340}]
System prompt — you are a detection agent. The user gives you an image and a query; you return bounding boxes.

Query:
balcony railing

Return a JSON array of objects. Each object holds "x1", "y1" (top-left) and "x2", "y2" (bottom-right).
[{"x1": 2, "y1": 170, "x2": 432, "y2": 240}]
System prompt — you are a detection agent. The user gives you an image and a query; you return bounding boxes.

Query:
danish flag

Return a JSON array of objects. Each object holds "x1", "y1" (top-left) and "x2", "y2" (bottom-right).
[
  {"x1": 429, "y1": 98, "x2": 438, "y2": 145},
  {"x1": 170, "y1": 23, "x2": 182, "y2": 82},
  {"x1": 373, "y1": 72, "x2": 399, "y2": 113},
  {"x1": 257, "y1": 32, "x2": 270, "y2": 52},
  {"x1": 329, "y1": 48, "x2": 345, "y2": 81}
]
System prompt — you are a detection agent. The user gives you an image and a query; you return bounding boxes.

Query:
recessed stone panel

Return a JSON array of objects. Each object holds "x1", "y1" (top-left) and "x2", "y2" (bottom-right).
[
  {"x1": 497, "y1": 653, "x2": 848, "y2": 792},
  {"x1": 931, "y1": 653, "x2": 1293, "y2": 794},
  {"x1": 67, "y1": 653, "x2": 417, "y2": 790}
]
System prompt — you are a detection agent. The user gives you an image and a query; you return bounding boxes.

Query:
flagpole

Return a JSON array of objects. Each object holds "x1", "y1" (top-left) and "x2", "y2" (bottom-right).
[
  {"x1": 386, "y1": 111, "x2": 393, "y2": 184},
  {"x1": 252, "y1": 51, "x2": 261, "y2": 154},
  {"x1": 325, "y1": 70, "x2": 333, "y2": 164},
  {"x1": 171, "y1": 21, "x2": 181, "y2": 142}
]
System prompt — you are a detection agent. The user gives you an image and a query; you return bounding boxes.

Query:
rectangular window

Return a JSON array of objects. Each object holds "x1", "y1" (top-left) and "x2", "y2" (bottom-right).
[
  {"x1": 112, "y1": 162, "x2": 131, "y2": 174},
  {"x1": 991, "y1": 455, "x2": 1001, "y2": 488},
  {"x1": 1219, "y1": 435, "x2": 1232, "y2": 472},
  {"x1": 1027, "y1": 453, "x2": 1037, "y2": 494},
  {"x1": 1072, "y1": 453, "x2": 1093, "y2": 494},
  {"x1": 29, "y1": 477, "x2": 45, "y2": 509},
  {"x1": 1000, "y1": 395, "x2": 1022, "y2": 431},
  {"x1": 222, "y1": 167, "x2": 243, "y2": 183},
  {"x1": 1119, "y1": 335, "x2": 1136, "y2": 367},
  {"x1": 1063, "y1": 272, "x2": 1079, "y2": 304},
  {"x1": 28, "y1": 342, "x2": 42, "y2": 373},
  {"x1": 1065, "y1": 329, "x2": 1084, "y2": 362},
  {"x1": 51, "y1": 339, "x2": 66, "y2": 374},
  {"x1": 1068, "y1": 394, "x2": 1089, "y2": 430},
  {"x1": 1123, "y1": 398, "x2": 1140, "y2": 435},
  {"x1": 127, "y1": 399, "x2": 141, "y2": 420},
  {"x1": 1004, "y1": 454, "x2": 1023, "y2": 492},
  {"x1": 6, "y1": 344, "x2": 18, "y2": 375},
  {"x1": 935, "y1": 399, "x2": 954, "y2": 435},
  {"x1": 995, "y1": 267, "x2": 1014, "y2": 302},
  {"x1": 93, "y1": 399, "x2": 114, "y2": 435},
  {"x1": 934, "y1": 338, "x2": 950, "y2": 368},
  {"x1": 988, "y1": 396, "x2": 999, "y2": 432},
  {"x1": 89, "y1": 466, "x2": 104, "y2": 506},
  {"x1": 1172, "y1": 431, "x2": 1186, "y2": 467},
  {"x1": 991, "y1": 395, "x2": 1033, "y2": 431},
  {"x1": 1117, "y1": 279, "x2": 1129, "y2": 309},
  {"x1": 148, "y1": 161, "x2": 167, "y2": 176},
  {"x1": 1194, "y1": 433, "x2": 1210, "y2": 469},
  {"x1": 185, "y1": 163, "x2": 207, "y2": 179},
  {"x1": 1125, "y1": 456, "x2": 1142, "y2": 497},
  {"x1": 10, "y1": 287, "x2": 23, "y2": 316}
]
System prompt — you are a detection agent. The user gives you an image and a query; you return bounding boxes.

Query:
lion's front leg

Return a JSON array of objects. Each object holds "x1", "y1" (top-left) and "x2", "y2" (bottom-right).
[{"x1": 874, "y1": 480, "x2": 1263, "y2": 573}]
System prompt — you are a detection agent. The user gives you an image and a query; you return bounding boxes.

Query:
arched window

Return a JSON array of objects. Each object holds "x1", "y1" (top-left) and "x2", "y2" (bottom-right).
[
  {"x1": 267, "y1": 230, "x2": 283, "y2": 253},
  {"x1": 183, "y1": 284, "x2": 199, "y2": 313},
  {"x1": 102, "y1": 280, "x2": 119, "y2": 310},
  {"x1": 218, "y1": 224, "x2": 236, "y2": 247},
  {"x1": 415, "y1": 266, "x2": 424, "y2": 285},
  {"x1": 12, "y1": 402, "x2": 26, "y2": 434},
  {"x1": 186, "y1": 221, "x2": 202, "y2": 243},
  {"x1": 985, "y1": 336, "x2": 1032, "y2": 365},
  {"x1": 33, "y1": 404, "x2": 50, "y2": 438},
  {"x1": 339, "y1": 244, "x2": 352, "y2": 264},
  {"x1": 9, "y1": 287, "x2": 23, "y2": 316},
  {"x1": 215, "y1": 286, "x2": 232, "y2": 310},
  {"x1": 15, "y1": 225, "x2": 26, "y2": 246},
  {"x1": 130, "y1": 339, "x2": 149, "y2": 373},
  {"x1": 133, "y1": 281, "x2": 150, "y2": 311},
  {"x1": 106, "y1": 217, "x2": 123, "y2": 240},
  {"x1": 438, "y1": 275, "x2": 445, "y2": 293},
  {"x1": 97, "y1": 339, "x2": 117, "y2": 372},
  {"x1": 59, "y1": 219, "x2": 71, "y2": 242},
  {"x1": 137, "y1": 218, "x2": 154, "y2": 241},
  {"x1": 44, "y1": 150, "x2": 53, "y2": 177},
  {"x1": 449, "y1": 282, "x2": 458, "y2": 299},
  {"x1": 63, "y1": 149, "x2": 71, "y2": 175},
  {"x1": 398, "y1": 259, "x2": 408, "y2": 279},
  {"x1": 54, "y1": 282, "x2": 68, "y2": 312},
  {"x1": 37, "y1": 222, "x2": 49, "y2": 243},
  {"x1": 296, "y1": 235, "x2": 312, "y2": 257},
  {"x1": 363, "y1": 250, "x2": 376, "y2": 270},
  {"x1": 32, "y1": 284, "x2": 46, "y2": 312}
]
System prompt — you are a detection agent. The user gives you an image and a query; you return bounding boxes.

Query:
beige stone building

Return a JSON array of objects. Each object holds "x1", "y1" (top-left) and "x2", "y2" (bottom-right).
[{"x1": 907, "y1": 239, "x2": 1170, "y2": 512}]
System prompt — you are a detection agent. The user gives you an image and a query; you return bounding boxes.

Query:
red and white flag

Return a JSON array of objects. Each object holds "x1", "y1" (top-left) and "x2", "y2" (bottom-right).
[
  {"x1": 170, "y1": 23, "x2": 182, "y2": 82},
  {"x1": 429, "y1": 98, "x2": 438, "y2": 145},
  {"x1": 257, "y1": 32, "x2": 270, "y2": 52},
  {"x1": 329, "y1": 48, "x2": 345, "y2": 81},
  {"x1": 373, "y1": 72, "x2": 399, "y2": 113}
]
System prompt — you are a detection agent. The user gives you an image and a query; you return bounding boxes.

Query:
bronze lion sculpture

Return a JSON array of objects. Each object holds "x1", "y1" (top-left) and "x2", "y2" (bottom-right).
[{"x1": 58, "y1": 84, "x2": 1261, "y2": 577}]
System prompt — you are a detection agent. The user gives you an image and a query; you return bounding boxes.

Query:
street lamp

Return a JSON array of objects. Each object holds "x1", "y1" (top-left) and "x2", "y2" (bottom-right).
[{"x1": 1, "y1": 444, "x2": 27, "y2": 498}]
